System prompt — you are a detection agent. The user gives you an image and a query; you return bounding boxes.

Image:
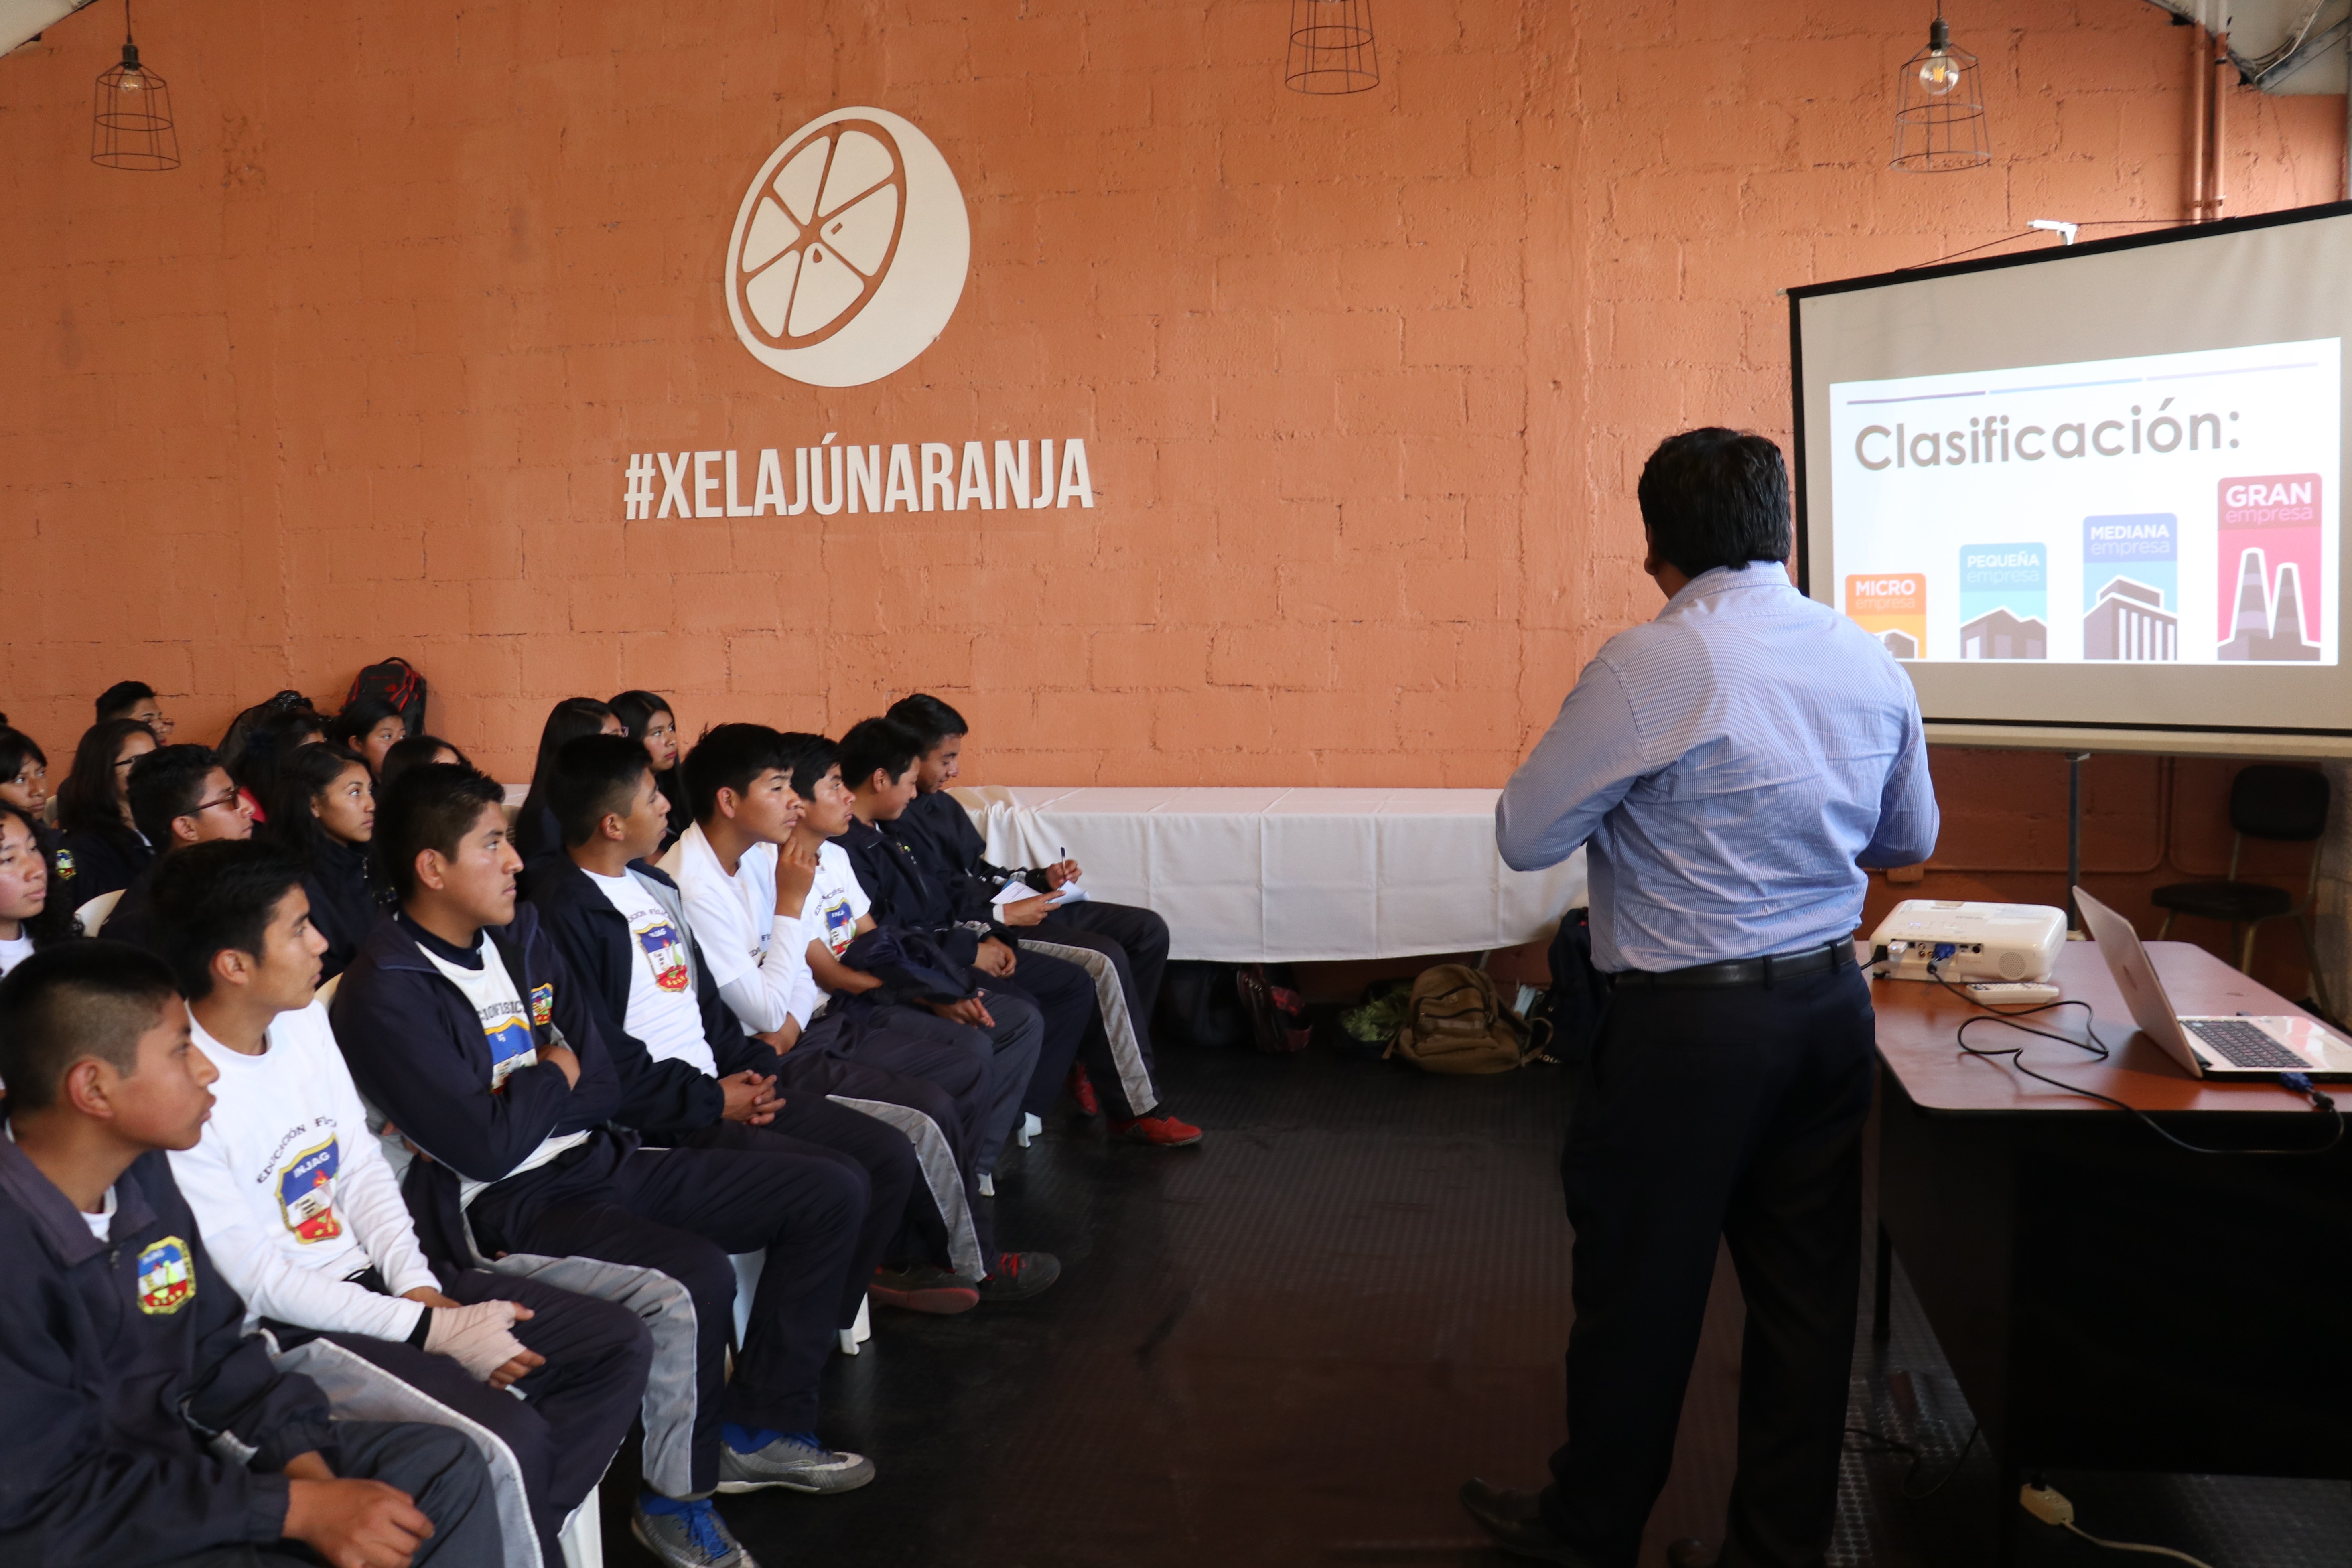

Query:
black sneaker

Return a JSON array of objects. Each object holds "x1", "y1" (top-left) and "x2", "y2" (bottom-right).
[{"x1": 974, "y1": 1250, "x2": 1060, "y2": 1302}]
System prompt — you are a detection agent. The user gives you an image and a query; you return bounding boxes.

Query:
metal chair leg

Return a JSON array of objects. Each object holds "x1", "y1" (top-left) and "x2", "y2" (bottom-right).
[
  {"x1": 2238, "y1": 922, "x2": 2257, "y2": 974},
  {"x1": 2157, "y1": 911, "x2": 2175, "y2": 940},
  {"x1": 2295, "y1": 912, "x2": 2331, "y2": 1021}
]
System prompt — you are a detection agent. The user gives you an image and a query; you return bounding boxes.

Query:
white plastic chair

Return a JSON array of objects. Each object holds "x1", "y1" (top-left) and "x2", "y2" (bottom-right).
[
  {"x1": 731, "y1": 1252, "x2": 869, "y2": 1355},
  {"x1": 315, "y1": 971, "x2": 342, "y2": 1006},
  {"x1": 75, "y1": 889, "x2": 123, "y2": 934},
  {"x1": 558, "y1": 1491, "x2": 602, "y2": 1568}
]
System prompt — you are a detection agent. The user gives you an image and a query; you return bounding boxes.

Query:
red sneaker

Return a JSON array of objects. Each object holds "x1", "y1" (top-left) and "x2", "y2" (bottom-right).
[
  {"x1": 869, "y1": 1265, "x2": 979, "y2": 1315},
  {"x1": 1110, "y1": 1112, "x2": 1204, "y2": 1147},
  {"x1": 1066, "y1": 1064, "x2": 1100, "y2": 1117}
]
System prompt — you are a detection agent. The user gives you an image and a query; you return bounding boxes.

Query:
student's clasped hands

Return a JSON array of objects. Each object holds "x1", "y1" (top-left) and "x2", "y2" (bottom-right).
[{"x1": 282, "y1": 1449, "x2": 437, "y2": 1568}]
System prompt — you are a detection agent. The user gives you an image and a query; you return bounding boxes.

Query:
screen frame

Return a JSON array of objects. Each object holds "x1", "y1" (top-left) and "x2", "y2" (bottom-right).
[{"x1": 1788, "y1": 198, "x2": 2352, "y2": 739}]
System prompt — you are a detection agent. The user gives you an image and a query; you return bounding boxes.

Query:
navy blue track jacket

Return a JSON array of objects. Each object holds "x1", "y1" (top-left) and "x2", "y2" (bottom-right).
[
  {"x1": 526, "y1": 854, "x2": 786, "y2": 1142},
  {"x1": 834, "y1": 815, "x2": 984, "y2": 966},
  {"x1": 0, "y1": 1135, "x2": 336, "y2": 1566},
  {"x1": 882, "y1": 790, "x2": 1047, "y2": 924},
  {"x1": 329, "y1": 903, "x2": 629, "y2": 1264}
]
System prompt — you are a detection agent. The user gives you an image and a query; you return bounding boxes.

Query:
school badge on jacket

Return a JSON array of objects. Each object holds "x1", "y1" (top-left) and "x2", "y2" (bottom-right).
[
  {"x1": 530, "y1": 983, "x2": 554, "y2": 1028},
  {"x1": 276, "y1": 1137, "x2": 344, "y2": 1243},
  {"x1": 635, "y1": 917, "x2": 692, "y2": 994},
  {"x1": 136, "y1": 1236, "x2": 195, "y2": 1315}
]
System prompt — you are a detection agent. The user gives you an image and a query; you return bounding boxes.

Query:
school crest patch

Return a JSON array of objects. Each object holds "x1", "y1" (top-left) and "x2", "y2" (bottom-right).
[
  {"x1": 54, "y1": 848, "x2": 75, "y2": 881},
  {"x1": 634, "y1": 917, "x2": 692, "y2": 994},
  {"x1": 136, "y1": 1236, "x2": 195, "y2": 1315},
  {"x1": 530, "y1": 982, "x2": 554, "y2": 1028},
  {"x1": 276, "y1": 1136, "x2": 343, "y2": 1243}
]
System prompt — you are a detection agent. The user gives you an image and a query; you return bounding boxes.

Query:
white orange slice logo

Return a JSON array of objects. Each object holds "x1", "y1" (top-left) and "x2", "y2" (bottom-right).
[{"x1": 725, "y1": 107, "x2": 970, "y2": 388}]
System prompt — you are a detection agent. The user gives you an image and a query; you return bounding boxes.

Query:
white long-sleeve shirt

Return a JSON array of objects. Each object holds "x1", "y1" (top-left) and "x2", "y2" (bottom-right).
[
  {"x1": 660, "y1": 822, "x2": 814, "y2": 1033},
  {"x1": 169, "y1": 999, "x2": 440, "y2": 1341}
]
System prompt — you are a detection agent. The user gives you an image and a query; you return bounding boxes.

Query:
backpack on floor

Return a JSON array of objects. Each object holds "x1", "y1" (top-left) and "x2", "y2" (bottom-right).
[
  {"x1": 1235, "y1": 963, "x2": 1312, "y2": 1054},
  {"x1": 346, "y1": 657, "x2": 428, "y2": 733},
  {"x1": 1155, "y1": 961, "x2": 1254, "y2": 1050},
  {"x1": 1386, "y1": 964, "x2": 1533, "y2": 1075}
]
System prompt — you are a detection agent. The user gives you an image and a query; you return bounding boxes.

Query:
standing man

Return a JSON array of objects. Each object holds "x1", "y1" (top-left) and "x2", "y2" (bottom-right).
[{"x1": 1463, "y1": 429, "x2": 1937, "y2": 1568}]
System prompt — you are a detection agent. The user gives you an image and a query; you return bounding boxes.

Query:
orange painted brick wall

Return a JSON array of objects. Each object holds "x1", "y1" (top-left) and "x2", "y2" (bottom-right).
[{"x1": 0, "y1": 1, "x2": 2342, "y2": 990}]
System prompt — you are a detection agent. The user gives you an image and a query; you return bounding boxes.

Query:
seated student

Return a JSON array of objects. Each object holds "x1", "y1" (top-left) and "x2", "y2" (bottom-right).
[
  {"x1": 0, "y1": 942, "x2": 504, "y2": 1568},
  {"x1": 886, "y1": 693, "x2": 1177, "y2": 1106},
  {"x1": 333, "y1": 692, "x2": 411, "y2": 781},
  {"x1": 782, "y1": 733, "x2": 1054, "y2": 1201},
  {"x1": 660, "y1": 723, "x2": 1055, "y2": 1301},
  {"x1": 262, "y1": 742, "x2": 387, "y2": 980},
  {"x1": 102, "y1": 743, "x2": 257, "y2": 955},
  {"x1": 55, "y1": 716, "x2": 160, "y2": 906},
  {"x1": 0, "y1": 802, "x2": 76, "y2": 976},
  {"x1": 152, "y1": 842, "x2": 653, "y2": 1566},
  {"x1": 529, "y1": 734, "x2": 962, "y2": 1322},
  {"x1": 610, "y1": 690, "x2": 696, "y2": 851},
  {"x1": 95, "y1": 678, "x2": 175, "y2": 737},
  {"x1": 0, "y1": 726, "x2": 56, "y2": 843},
  {"x1": 838, "y1": 718, "x2": 1201, "y2": 1149},
  {"x1": 381, "y1": 733, "x2": 473, "y2": 794},
  {"x1": 514, "y1": 698, "x2": 624, "y2": 872},
  {"x1": 331, "y1": 762, "x2": 876, "y2": 1566},
  {"x1": 223, "y1": 697, "x2": 332, "y2": 823}
]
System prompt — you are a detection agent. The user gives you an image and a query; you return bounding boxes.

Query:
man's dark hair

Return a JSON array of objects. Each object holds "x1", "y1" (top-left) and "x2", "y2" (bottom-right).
[
  {"x1": 149, "y1": 841, "x2": 307, "y2": 1002},
  {"x1": 379, "y1": 734, "x2": 471, "y2": 793},
  {"x1": 128, "y1": 744, "x2": 224, "y2": 850},
  {"x1": 885, "y1": 693, "x2": 969, "y2": 750},
  {"x1": 374, "y1": 763, "x2": 505, "y2": 903},
  {"x1": 1634, "y1": 428, "x2": 1792, "y2": 578},
  {"x1": 778, "y1": 732, "x2": 840, "y2": 802},
  {"x1": 94, "y1": 681, "x2": 156, "y2": 723},
  {"x1": 0, "y1": 941, "x2": 178, "y2": 1113},
  {"x1": 838, "y1": 718, "x2": 925, "y2": 793},
  {"x1": 550, "y1": 734, "x2": 655, "y2": 848},
  {"x1": 680, "y1": 723, "x2": 793, "y2": 824}
]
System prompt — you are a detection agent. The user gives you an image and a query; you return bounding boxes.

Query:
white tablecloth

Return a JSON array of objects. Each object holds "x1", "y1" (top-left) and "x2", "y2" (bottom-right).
[{"x1": 950, "y1": 785, "x2": 1587, "y2": 964}]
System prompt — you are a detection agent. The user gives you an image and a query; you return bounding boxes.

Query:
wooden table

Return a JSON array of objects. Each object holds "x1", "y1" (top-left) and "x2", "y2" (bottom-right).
[{"x1": 1869, "y1": 940, "x2": 2352, "y2": 1560}]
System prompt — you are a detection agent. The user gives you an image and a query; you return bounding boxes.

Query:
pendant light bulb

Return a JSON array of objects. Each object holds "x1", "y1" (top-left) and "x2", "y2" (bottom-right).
[
  {"x1": 116, "y1": 42, "x2": 143, "y2": 91},
  {"x1": 1917, "y1": 18, "x2": 1960, "y2": 95}
]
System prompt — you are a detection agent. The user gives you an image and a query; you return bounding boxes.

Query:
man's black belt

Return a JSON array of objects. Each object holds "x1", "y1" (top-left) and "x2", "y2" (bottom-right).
[{"x1": 1610, "y1": 939, "x2": 1855, "y2": 990}]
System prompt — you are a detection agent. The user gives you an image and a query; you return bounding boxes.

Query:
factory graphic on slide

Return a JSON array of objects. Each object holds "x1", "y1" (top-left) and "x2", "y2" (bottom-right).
[
  {"x1": 2216, "y1": 474, "x2": 2322, "y2": 661},
  {"x1": 2082, "y1": 514, "x2": 2179, "y2": 661},
  {"x1": 1844, "y1": 573, "x2": 1925, "y2": 659},
  {"x1": 1956, "y1": 543, "x2": 2046, "y2": 659}
]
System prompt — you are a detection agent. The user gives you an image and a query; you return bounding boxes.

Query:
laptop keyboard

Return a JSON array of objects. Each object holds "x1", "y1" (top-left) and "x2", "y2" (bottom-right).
[{"x1": 2181, "y1": 1018, "x2": 2306, "y2": 1071}]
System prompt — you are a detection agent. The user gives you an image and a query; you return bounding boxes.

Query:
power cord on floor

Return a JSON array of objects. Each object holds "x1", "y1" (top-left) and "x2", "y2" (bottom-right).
[
  {"x1": 1926, "y1": 967, "x2": 2345, "y2": 1157},
  {"x1": 2020, "y1": 1481, "x2": 2216, "y2": 1568},
  {"x1": 1843, "y1": 1419, "x2": 1981, "y2": 1499}
]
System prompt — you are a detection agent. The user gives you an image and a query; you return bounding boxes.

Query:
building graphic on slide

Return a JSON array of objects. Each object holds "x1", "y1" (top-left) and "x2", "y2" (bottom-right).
[
  {"x1": 1844, "y1": 573, "x2": 1926, "y2": 660},
  {"x1": 2216, "y1": 474, "x2": 2322, "y2": 661},
  {"x1": 2218, "y1": 550, "x2": 2320, "y2": 661},
  {"x1": 2083, "y1": 578, "x2": 2178, "y2": 660},
  {"x1": 1956, "y1": 543, "x2": 2046, "y2": 659},
  {"x1": 2082, "y1": 514, "x2": 2178, "y2": 662}
]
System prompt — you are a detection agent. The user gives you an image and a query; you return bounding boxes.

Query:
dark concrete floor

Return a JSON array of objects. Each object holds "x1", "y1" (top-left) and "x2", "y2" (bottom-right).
[{"x1": 600, "y1": 1041, "x2": 2348, "y2": 1567}]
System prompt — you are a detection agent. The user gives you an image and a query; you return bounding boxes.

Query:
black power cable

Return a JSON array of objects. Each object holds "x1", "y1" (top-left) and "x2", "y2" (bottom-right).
[{"x1": 1926, "y1": 968, "x2": 2344, "y2": 1157}]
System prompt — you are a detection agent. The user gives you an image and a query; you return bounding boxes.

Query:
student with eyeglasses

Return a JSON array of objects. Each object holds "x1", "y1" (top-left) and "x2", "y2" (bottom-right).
[
  {"x1": 98, "y1": 745, "x2": 258, "y2": 958},
  {"x1": 94, "y1": 679, "x2": 174, "y2": 739}
]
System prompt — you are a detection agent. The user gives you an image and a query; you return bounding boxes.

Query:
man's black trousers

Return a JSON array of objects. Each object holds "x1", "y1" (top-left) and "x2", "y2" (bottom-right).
[{"x1": 1543, "y1": 962, "x2": 1874, "y2": 1568}]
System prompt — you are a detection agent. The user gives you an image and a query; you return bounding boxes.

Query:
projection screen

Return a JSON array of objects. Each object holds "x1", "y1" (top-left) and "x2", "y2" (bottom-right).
[{"x1": 1791, "y1": 201, "x2": 2352, "y2": 743}]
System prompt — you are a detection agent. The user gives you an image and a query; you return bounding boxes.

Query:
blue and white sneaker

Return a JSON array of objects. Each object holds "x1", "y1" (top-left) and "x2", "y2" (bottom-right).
[
  {"x1": 716, "y1": 1427, "x2": 876, "y2": 1495},
  {"x1": 631, "y1": 1495, "x2": 755, "y2": 1568}
]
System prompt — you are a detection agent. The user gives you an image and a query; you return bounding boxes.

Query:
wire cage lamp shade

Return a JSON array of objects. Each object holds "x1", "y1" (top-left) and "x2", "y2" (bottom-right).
[
  {"x1": 92, "y1": 36, "x2": 178, "y2": 170},
  {"x1": 1286, "y1": 0, "x2": 1378, "y2": 95},
  {"x1": 1891, "y1": 15, "x2": 1988, "y2": 172}
]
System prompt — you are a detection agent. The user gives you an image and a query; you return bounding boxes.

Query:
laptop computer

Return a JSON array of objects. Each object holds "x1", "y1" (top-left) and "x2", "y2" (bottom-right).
[{"x1": 2074, "y1": 886, "x2": 2352, "y2": 1080}]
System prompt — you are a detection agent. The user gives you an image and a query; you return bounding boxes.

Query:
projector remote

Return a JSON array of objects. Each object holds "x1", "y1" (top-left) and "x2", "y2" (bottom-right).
[{"x1": 1965, "y1": 981, "x2": 2060, "y2": 1004}]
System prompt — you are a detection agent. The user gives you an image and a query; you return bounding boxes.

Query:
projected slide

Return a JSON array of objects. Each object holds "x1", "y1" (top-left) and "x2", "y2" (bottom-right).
[{"x1": 1828, "y1": 339, "x2": 2340, "y2": 665}]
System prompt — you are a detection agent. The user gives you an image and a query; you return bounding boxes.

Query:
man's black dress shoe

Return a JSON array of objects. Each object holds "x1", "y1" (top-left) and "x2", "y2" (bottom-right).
[
  {"x1": 1456, "y1": 1479, "x2": 1600, "y2": 1566},
  {"x1": 1665, "y1": 1540, "x2": 1717, "y2": 1568}
]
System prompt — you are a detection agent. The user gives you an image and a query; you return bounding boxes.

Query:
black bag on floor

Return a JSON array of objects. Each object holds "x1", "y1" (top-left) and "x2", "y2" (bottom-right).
[
  {"x1": 1536, "y1": 908, "x2": 1612, "y2": 1070},
  {"x1": 1235, "y1": 963, "x2": 1311, "y2": 1055},
  {"x1": 1155, "y1": 960, "x2": 1254, "y2": 1051}
]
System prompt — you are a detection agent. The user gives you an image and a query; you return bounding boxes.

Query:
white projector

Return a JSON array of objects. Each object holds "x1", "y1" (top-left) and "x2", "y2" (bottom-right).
[{"x1": 1867, "y1": 900, "x2": 2068, "y2": 983}]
